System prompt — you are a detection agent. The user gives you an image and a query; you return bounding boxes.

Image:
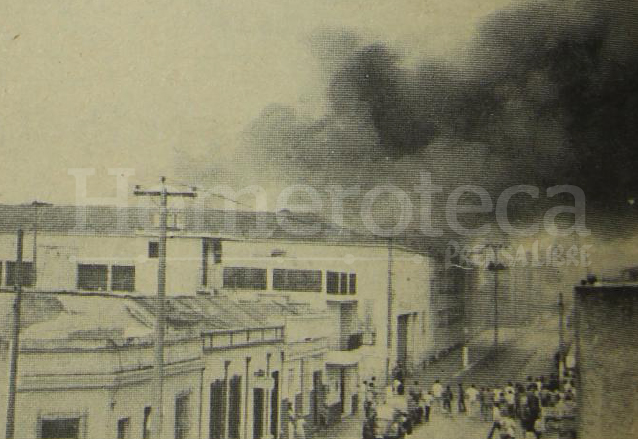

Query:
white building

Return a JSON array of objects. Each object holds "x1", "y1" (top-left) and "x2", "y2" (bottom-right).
[
  {"x1": 0, "y1": 292, "x2": 327, "y2": 439},
  {"x1": 0, "y1": 204, "x2": 472, "y2": 426}
]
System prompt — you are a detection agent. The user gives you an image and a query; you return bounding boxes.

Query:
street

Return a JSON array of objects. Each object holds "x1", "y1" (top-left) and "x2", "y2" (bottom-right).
[{"x1": 315, "y1": 316, "x2": 562, "y2": 439}]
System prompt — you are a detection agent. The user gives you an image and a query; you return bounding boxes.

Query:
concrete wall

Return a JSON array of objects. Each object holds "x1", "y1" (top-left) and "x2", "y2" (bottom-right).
[
  {"x1": 215, "y1": 239, "x2": 436, "y2": 383},
  {"x1": 0, "y1": 341, "x2": 203, "y2": 439},
  {"x1": 0, "y1": 233, "x2": 203, "y2": 295}
]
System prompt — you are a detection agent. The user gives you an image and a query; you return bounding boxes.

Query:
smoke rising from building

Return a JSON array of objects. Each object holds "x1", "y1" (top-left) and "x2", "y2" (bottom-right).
[{"x1": 173, "y1": 0, "x2": 638, "y2": 251}]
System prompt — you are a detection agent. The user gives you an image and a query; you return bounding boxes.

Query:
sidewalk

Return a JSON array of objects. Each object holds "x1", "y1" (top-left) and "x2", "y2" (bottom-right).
[
  {"x1": 310, "y1": 414, "x2": 363, "y2": 439},
  {"x1": 414, "y1": 325, "x2": 522, "y2": 388}
]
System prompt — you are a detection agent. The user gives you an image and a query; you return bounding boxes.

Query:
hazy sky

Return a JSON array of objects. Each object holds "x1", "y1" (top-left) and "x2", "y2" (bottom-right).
[{"x1": 0, "y1": 0, "x2": 516, "y2": 204}]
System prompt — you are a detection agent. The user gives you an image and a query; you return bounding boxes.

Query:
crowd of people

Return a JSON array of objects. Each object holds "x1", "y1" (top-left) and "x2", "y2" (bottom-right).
[
  {"x1": 480, "y1": 374, "x2": 578, "y2": 439},
  {"x1": 361, "y1": 370, "x2": 578, "y2": 439}
]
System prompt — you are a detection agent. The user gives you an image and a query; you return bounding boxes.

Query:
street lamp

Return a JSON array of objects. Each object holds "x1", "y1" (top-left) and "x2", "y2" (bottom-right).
[{"x1": 487, "y1": 260, "x2": 507, "y2": 353}]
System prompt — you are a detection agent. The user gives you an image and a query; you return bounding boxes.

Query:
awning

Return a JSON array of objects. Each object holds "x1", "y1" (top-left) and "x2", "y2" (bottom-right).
[{"x1": 325, "y1": 350, "x2": 360, "y2": 367}]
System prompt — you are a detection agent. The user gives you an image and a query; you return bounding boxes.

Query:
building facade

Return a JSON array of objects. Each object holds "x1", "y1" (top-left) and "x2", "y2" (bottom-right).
[
  {"x1": 0, "y1": 204, "x2": 477, "y2": 437},
  {"x1": 574, "y1": 283, "x2": 638, "y2": 439}
]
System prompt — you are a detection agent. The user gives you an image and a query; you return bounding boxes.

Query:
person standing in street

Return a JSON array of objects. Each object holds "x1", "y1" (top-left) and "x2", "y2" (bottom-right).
[
  {"x1": 442, "y1": 385, "x2": 453, "y2": 415},
  {"x1": 422, "y1": 391, "x2": 433, "y2": 422},
  {"x1": 431, "y1": 379, "x2": 443, "y2": 412},
  {"x1": 487, "y1": 402, "x2": 503, "y2": 439},
  {"x1": 466, "y1": 384, "x2": 479, "y2": 417},
  {"x1": 521, "y1": 389, "x2": 540, "y2": 439},
  {"x1": 457, "y1": 382, "x2": 467, "y2": 414}
]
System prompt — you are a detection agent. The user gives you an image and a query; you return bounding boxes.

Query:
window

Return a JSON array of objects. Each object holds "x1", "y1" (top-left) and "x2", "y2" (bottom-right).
[
  {"x1": 223, "y1": 267, "x2": 267, "y2": 290},
  {"x1": 142, "y1": 407, "x2": 152, "y2": 439},
  {"x1": 6, "y1": 261, "x2": 35, "y2": 287},
  {"x1": 77, "y1": 264, "x2": 108, "y2": 291},
  {"x1": 175, "y1": 394, "x2": 190, "y2": 439},
  {"x1": 40, "y1": 417, "x2": 81, "y2": 439},
  {"x1": 327, "y1": 271, "x2": 339, "y2": 294},
  {"x1": 327, "y1": 271, "x2": 356, "y2": 295},
  {"x1": 117, "y1": 418, "x2": 130, "y2": 439},
  {"x1": 273, "y1": 269, "x2": 322, "y2": 292},
  {"x1": 349, "y1": 274, "x2": 357, "y2": 294},
  {"x1": 212, "y1": 239, "x2": 222, "y2": 264},
  {"x1": 339, "y1": 273, "x2": 348, "y2": 294},
  {"x1": 111, "y1": 265, "x2": 135, "y2": 292},
  {"x1": 148, "y1": 241, "x2": 159, "y2": 258}
]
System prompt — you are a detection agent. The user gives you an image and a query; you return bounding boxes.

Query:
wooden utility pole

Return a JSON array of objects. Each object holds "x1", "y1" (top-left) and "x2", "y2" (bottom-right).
[
  {"x1": 5, "y1": 229, "x2": 24, "y2": 439},
  {"x1": 386, "y1": 238, "x2": 393, "y2": 384},
  {"x1": 134, "y1": 177, "x2": 196, "y2": 439},
  {"x1": 493, "y1": 266, "x2": 499, "y2": 348},
  {"x1": 558, "y1": 292, "x2": 565, "y2": 385}
]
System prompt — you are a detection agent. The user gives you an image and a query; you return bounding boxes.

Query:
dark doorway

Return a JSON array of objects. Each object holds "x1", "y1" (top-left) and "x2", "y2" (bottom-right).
[
  {"x1": 228, "y1": 376, "x2": 242, "y2": 439},
  {"x1": 270, "y1": 371, "x2": 280, "y2": 439},
  {"x1": 253, "y1": 388, "x2": 265, "y2": 439},
  {"x1": 340, "y1": 368, "x2": 346, "y2": 414},
  {"x1": 210, "y1": 379, "x2": 226, "y2": 439},
  {"x1": 311, "y1": 371, "x2": 323, "y2": 425}
]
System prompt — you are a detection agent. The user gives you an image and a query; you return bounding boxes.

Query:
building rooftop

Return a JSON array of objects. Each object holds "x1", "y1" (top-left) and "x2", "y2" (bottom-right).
[
  {"x1": 0, "y1": 291, "x2": 289, "y2": 349},
  {"x1": 0, "y1": 203, "x2": 377, "y2": 244}
]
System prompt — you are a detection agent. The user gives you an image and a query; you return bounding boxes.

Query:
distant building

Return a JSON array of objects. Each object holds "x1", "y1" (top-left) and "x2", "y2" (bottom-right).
[{"x1": 574, "y1": 283, "x2": 638, "y2": 439}]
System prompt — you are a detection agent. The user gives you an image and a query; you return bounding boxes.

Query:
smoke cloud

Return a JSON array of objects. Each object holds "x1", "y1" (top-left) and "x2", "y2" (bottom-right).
[{"x1": 178, "y1": 0, "x2": 638, "y2": 247}]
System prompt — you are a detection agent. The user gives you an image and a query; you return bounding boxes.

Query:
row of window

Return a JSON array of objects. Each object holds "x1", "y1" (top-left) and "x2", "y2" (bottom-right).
[
  {"x1": 38, "y1": 394, "x2": 190, "y2": 439},
  {"x1": 222, "y1": 267, "x2": 357, "y2": 294},
  {"x1": 75, "y1": 264, "x2": 357, "y2": 294},
  {"x1": 326, "y1": 271, "x2": 356, "y2": 295},
  {"x1": 77, "y1": 264, "x2": 135, "y2": 292}
]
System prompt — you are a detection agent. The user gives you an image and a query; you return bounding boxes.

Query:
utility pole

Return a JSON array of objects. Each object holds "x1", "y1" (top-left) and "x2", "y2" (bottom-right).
[
  {"x1": 558, "y1": 292, "x2": 565, "y2": 386},
  {"x1": 386, "y1": 237, "x2": 393, "y2": 385},
  {"x1": 493, "y1": 266, "x2": 499, "y2": 348},
  {"x1": 5, "y1": 229, "x2": 24, "y2": 439},
  {"x1": 134, "y1": 177, "x2": 196, "y2": 439}
]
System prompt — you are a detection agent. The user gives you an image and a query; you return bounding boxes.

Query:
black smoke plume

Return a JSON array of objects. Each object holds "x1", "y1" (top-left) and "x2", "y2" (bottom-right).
[{"x1": 236, "y1": 0, "x2": 638, "y2": 242}]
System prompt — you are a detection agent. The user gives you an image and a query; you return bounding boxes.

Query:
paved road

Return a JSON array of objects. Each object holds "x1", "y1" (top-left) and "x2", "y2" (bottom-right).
[{"x1": 313, "y1": 316, "x2": 563, "y2": 439}]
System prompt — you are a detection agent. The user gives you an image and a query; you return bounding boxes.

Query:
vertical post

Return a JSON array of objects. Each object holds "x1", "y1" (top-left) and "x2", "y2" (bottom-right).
[
  {"x1": 265, "y1": 354, "x2": 272, "y2": 439},
  {"x1": 244, "y1": 357, "x2": 252, "y2": 439},
  {"x1": 462, "y1": 328, "x2": 469, "y2": 369},
  {"x1": 133, "y1": 178, "x2": 195, "y2": 439},
  {"x1": 386, "y1": 238, "x2": 393, "y2": 385},
  {"x1": 5, "y1": 229, "x2": 24, "y2": 439},
  {"x1": 558, "y1": 292, "x2": 565, "y2": 385},
  {"x1": 32, "y1": 210, "x2": 38, "y2": 287},
  {"x1": 223, "y1": 361, "x2": 231, "y2": 439},
  {"x1": 493, "y1": 268, "x2": 499, "y2": 351},
  {"x1": 152, "y1": 178, "x2": 168, "y2": 439}
]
